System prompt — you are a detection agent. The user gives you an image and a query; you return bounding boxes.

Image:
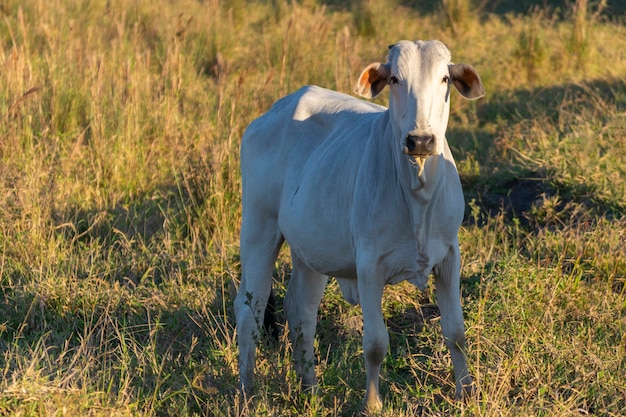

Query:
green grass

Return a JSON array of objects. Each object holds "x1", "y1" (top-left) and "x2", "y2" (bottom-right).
[{"x1": 1, "y1": 0, "x2": 625, "y2": 415}]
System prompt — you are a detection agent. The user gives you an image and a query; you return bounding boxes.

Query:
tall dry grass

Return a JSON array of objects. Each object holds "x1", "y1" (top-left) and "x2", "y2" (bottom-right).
[{"x1": 1, "y1": 0, "x2": 625, "y2": 415}]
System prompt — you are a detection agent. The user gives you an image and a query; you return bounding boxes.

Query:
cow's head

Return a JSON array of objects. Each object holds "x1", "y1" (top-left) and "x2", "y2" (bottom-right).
[{"x1": 354, "y1": 40, "x2": 485, "y2": 173}]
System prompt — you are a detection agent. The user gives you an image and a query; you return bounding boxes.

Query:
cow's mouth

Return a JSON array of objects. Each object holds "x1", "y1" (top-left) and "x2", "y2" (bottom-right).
[
  {"x1": 403, "y1": 133, "x2": 434, "y2": 175},
  {"x1": 403, "y1": 147, "x2": 430, "y2": 176}
]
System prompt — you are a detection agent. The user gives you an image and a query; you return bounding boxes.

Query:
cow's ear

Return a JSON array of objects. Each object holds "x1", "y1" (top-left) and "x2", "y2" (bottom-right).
[
  {"x1": 354, "y1": 63, "x2": 390, "y2": 99},
  {"x1": 448, "y1": 63, "x2": 485, "y2": 100}
]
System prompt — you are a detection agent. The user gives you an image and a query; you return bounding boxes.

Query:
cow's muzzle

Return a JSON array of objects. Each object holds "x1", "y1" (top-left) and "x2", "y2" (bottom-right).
[
  {"x1": 403, "y1": 134, "x2": 435, "y2": 176},
  {"x1": 404, "y1": 134, "x2": 435, "y2": 157}
]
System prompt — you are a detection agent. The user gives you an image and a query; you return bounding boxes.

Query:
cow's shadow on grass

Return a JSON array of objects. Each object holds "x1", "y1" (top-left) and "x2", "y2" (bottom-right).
[
  {"x1": 0, "y1": 283, "x2": 238, "y2": 413},
  {"x1": 0, "y1": 171, "x2": 240, "y2": 414}
]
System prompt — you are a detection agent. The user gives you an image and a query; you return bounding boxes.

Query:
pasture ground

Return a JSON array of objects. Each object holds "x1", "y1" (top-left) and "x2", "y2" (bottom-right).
[{"x1": 1, "y1": 0, "x2": 625, "y2": 415}]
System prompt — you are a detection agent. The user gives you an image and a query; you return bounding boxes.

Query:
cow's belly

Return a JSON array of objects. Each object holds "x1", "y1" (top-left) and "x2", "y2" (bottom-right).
[
  {"x1": 278, "y1": 180, "x2": 357, "y2": 278},
  {"x1": 281, "y1": 227, "x2": 357, "y2": 278}
]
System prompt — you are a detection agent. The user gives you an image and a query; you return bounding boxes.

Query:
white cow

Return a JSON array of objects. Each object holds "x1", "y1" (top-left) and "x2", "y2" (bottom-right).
[{"x1": 235, "y1": 40, "x2": 485, "y2": 412}]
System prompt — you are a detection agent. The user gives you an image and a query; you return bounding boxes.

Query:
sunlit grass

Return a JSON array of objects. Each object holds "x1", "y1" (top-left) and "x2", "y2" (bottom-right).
[{"x1": 1, "y1": 0, "x2": 625, "y2": 415}]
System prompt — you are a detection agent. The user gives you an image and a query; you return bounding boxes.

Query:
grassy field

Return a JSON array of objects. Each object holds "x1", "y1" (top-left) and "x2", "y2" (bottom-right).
[{"x1": 1, "y1": 0, "x2": 625, "y2": 415}]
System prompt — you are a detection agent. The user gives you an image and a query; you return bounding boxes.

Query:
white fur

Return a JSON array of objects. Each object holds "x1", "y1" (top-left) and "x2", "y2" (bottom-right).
[{"x1": 235, "y1": 40, "x2": 484, "y2": 412}]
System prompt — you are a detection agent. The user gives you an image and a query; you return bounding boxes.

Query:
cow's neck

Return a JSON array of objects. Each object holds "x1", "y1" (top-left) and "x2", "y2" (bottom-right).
[
  {"x1": 388, "y1": 123, "x2": 452, "y2": 269},
  {"x1": 389, "y1": 131, "x2": 447, "y2": 207}
]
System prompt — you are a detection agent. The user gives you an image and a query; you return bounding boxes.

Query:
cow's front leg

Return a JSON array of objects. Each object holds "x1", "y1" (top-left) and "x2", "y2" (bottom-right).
[
  {"x1": 435, "y1": 245, "x2": 474, "y2": 399},
  {"x1": 357, "y1": 269, "x2": 388, "y2": 413}
]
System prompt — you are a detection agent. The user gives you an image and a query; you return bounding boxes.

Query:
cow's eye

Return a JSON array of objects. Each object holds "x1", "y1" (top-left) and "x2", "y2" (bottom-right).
[
  {"x1": 442, "y1": 75, "x2": 450, "y2": 84},
  {"x1": 389, "y1": 76, "x2": 399, "y2": 84}
]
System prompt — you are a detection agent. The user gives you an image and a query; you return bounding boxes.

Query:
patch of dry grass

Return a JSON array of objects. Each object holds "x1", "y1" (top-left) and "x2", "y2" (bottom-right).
[{"x1": 1, "y1": 0, "x2": 625, "y2": 415}]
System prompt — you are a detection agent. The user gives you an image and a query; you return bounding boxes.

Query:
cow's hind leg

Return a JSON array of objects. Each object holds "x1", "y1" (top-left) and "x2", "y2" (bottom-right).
[
  {"x1": 284, "y1": 253, "x2": 328, "y2": 390},
  {"x1": 235, "y1": 219, "x2": 284, "y2": 394},
  {"x1": 435, "y1": 245, "x2": 473, "y2": 399}
]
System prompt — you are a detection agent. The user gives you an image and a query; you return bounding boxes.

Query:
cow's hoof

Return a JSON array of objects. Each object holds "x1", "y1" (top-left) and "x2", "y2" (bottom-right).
[
  {"x1": 455, "y1": 379, "x2": 476, "y2": 401},
  {"x1": 362, "y1": 394, "x2": 383, "y2": 415}
]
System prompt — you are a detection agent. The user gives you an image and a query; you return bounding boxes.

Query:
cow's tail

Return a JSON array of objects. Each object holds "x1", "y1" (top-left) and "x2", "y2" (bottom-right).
[{"x1": 262, "y1": 289, "x2": 280, "y2": 342}]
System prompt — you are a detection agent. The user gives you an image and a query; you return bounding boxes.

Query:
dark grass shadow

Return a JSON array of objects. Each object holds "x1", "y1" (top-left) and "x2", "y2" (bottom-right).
[
  {"x1": 448, "y1": 77, "x2": 626, "y2": 229},
  {"x1": 0, "y1": 158, "x2": 233, "y2": 413},
  {"x1": 318, "y1": 0, "x2": 626, "y2": 22},
  {"x1": 0, "y1": 233, "x2": 240, "y2": 414},
  {"x1": 448, "y1": 77, "x2": 626, "y2": 174},
  {"x1": 0, "y1": 181, "x2": 190, "y2": 336},
  {"x1": 49, "y1": 155, "x2": 220, "y2": 288},
  {"x1": 476, "y1": 78, "x2": 626, "y2": 127},
  {"x1": 0, "y1": 285, "x2": 234, "y2": 414},
  {"x1": 477, "y1": 0, "x2": 626, "y2": 20}
]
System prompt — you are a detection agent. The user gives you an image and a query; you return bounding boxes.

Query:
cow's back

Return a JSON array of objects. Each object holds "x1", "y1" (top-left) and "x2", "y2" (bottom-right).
[
  {"x1": 240, "y1": 85, "x2": 384, "y2": 218},
  {"x1": 242, "y1": 86, "x2": 384, "y2": 163}
]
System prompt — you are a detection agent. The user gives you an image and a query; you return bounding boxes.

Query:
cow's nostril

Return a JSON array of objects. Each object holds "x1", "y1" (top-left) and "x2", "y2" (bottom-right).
[
  {"x1": 424, "y1": 135, "x2": 435, "y2": 152},
  {"x1": 405, "y1": 136, "x2": 417, "y2": 152}
]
